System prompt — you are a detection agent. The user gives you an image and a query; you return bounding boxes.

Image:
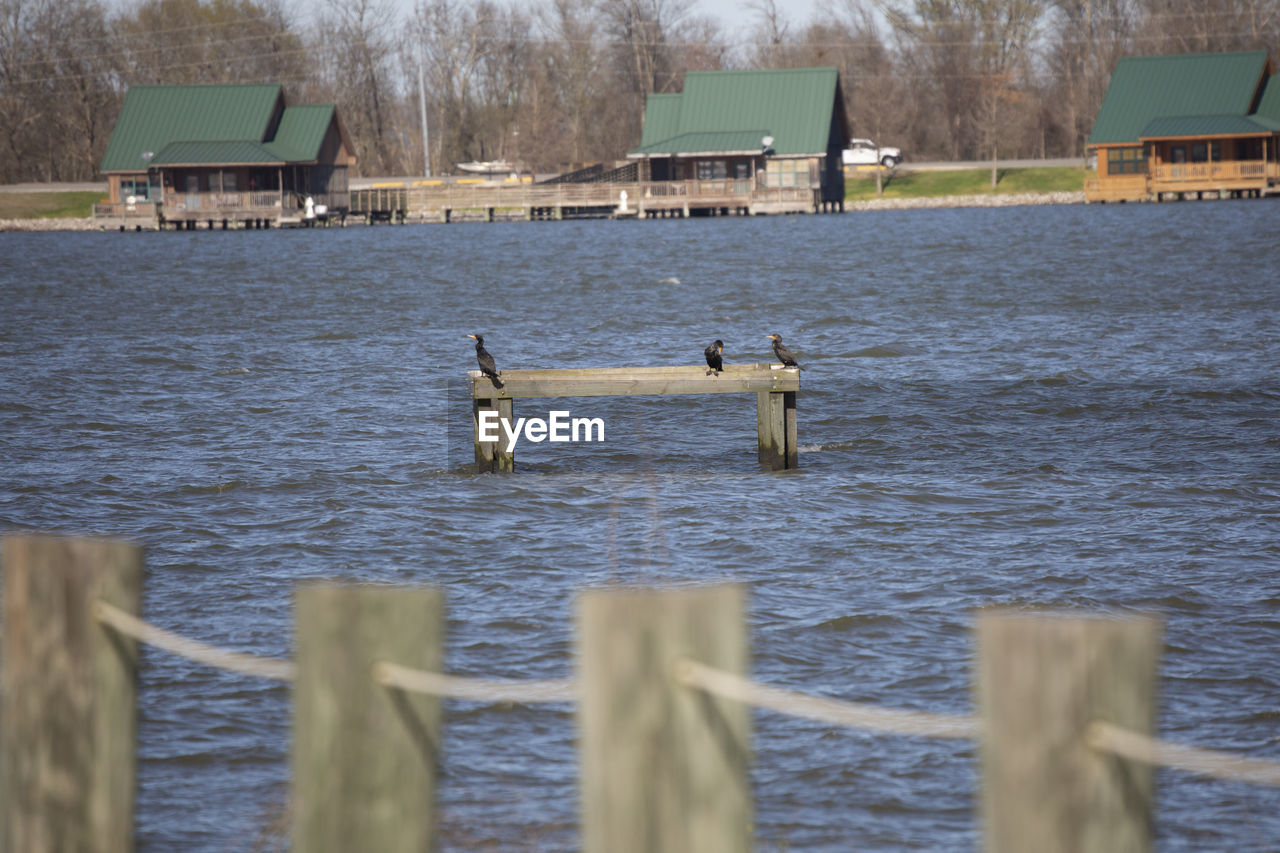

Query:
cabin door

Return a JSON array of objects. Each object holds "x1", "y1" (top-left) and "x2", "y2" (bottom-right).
[{"x1": 185, "y1": 174, "x2": 200, "y2": 210}]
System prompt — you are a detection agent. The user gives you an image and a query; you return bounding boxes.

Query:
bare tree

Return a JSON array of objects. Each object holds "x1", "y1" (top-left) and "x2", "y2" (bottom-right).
[
  {"x1": 316, "y1": 0, "x2": 401, "y2": 175},
  {"x1": 1043, "y1": 0, "x2": 1136, "y2": 157},
  {"x1": 538, "y1": 0, "x2": 607, "y2": 166},
  {"x1": 0, "y1": 0, "x2": 118, "y2": 182},
  {"x1": 1133, "y1": 0, "x2": 1280, "y2": 52},
  {"x1": 113, "y1": 0, "x2": 305, "y2": 86}
]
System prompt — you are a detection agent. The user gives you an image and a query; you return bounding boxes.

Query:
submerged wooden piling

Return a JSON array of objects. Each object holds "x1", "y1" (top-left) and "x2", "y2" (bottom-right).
[
  {"x1": 468, "y1": 363, "x2": 800, "y2": 471},
  {"x1": 0, "y1": 534, "x2": 143, "y2": 853}
]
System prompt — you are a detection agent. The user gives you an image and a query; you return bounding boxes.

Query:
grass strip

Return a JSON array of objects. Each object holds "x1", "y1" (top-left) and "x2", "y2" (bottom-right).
[{"x1": 846, "y1": 166, "x2": 1089, "y2": 201}]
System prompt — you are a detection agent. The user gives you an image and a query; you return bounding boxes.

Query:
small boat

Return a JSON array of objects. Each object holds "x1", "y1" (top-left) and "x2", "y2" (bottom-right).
[{"x1": 456, "y1": 160, "x2": 515, "y2": 176}]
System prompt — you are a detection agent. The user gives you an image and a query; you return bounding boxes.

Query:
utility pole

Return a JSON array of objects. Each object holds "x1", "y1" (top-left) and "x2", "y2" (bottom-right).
[{"x1": 417, "y1": 40, "x2": 431, "y2": 177}]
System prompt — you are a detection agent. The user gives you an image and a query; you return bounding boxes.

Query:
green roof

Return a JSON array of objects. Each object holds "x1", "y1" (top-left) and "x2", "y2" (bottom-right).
[
  {"x1": 1257, "y1": 72, "x2": 1280, "y2": 123},
  {"x1": 639, "y1": 94, "x2": 684, "y2": 149},
  {"x1": 150, "y1": 140, "x2": 284, "y2": 166},
  {"x1": 1140, "y1": 114, "x2": 1278, "y2": 138},
  {"x1": 1089, "y1": 51, "x2": 1270, "y2": 145},
  {"x1": 630, "y1": 67, "x2": 844, "y2": 157},
  {"x1": 100, "y1": 84, "x2": 283, "y2": 172},
  {"x1": 630, "y1": 130, "x2": 773, "y2": 156},
  {"x1": 100, "y1": 85, "x2": 343, "y2": 173},
  {"x1": 268, "y1": 104, "x2": 337, "y2": 162}
]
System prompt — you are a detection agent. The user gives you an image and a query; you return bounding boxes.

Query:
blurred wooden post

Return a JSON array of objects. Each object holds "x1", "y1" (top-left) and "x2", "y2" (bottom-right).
[
  {"x1": 976, "y1": 611, "x2": 1161, "y2": 853},
  {"x1": 0, "y1": 534, "x2": 143, "y2": 853},
  {"x1": 291, "y1": 584, "x2": 444, "y2": 853},
  {"x1": 577, "y1": 584, "x2": 751, "y2": 853}
]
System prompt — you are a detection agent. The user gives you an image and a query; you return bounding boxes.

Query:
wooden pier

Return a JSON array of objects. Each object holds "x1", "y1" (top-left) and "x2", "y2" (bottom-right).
[
  {"x1": 399, "y1": 180, "x2": 825, "y2": 222},
  {"x1": 469, "y1": 363, "x2": 800, "y2": 472}
]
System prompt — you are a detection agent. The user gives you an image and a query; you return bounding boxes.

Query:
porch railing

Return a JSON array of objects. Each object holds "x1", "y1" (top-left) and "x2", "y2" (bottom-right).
[
  {"x1": 92, "y1": 201, "x2": 158, "y2": 219},
  {"x1": 158, "y1": 190, "x2": 350, "y2": 217},
  {"x1": 1151, "y1": 160, "x2": 1269, "y2": 183}
]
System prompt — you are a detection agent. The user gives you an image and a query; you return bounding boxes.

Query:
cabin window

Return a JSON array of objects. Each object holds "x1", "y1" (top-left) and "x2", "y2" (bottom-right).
[
  {"x1": 1170, "y1": 146, "x2": 1186, "y2": 164},
  {"x1": 120, "y1": 176, "x2": 149, "y2": 201},
  {"x1": 222, "y1": 170, "x2": 238, "y2": 192},
  {"x1": 765, "y1": 159, "x2": 806, "y2": 187},
  {"x1": 696, "y1": 160, "x2": 728, "y2": 181},
  {"x1": 733, "y1": 161, "x2": 750, "y2": 180},
  {"x1": 1236, "y1": 139, "x2": 1261, "y2": 160},
  {"x1": 1190, "y1": 143, "x2": 1208, "y2": 163},
  {"x1": 1106, "y1": 147, "x2": 1147, "y2": 175}
]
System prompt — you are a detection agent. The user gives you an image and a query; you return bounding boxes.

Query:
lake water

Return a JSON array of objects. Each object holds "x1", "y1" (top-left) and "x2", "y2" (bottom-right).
[{"x1": 2, "y1": 201, "x2": 1278, "y2": 850}]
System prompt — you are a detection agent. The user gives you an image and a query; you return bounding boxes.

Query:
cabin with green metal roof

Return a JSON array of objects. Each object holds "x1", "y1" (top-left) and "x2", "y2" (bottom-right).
[
  {"x1": 626, "y1": 67, "x2": 850, "y2": 215},
  {"x1": 1085, "y1": 51, "x2": 1280, "y2": 202},
  {"x1": 97, "y1": 84, "x2": 355, "y2": 228}
]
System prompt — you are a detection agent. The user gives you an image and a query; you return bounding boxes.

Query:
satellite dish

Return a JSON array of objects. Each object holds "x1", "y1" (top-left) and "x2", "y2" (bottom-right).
[
  {"x1": 141, "y1": 151, "x2": 154, "y2": 162},
  {"x1": 761, "y1": 136, "x2": 774, "y2": 150}
]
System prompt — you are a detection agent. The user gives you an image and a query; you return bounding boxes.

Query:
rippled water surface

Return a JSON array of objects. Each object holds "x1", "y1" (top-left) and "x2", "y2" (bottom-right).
[{"x1": 2, "y1": 201, "x2": 1279, "y2": 850}]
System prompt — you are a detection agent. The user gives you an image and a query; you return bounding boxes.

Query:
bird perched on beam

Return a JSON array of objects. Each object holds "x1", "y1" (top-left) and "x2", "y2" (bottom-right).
[
  {"x1": 704, "y1": 339, "x2": 724, "y2": 375},
  {"x1": 768, "y1": 334, "x2": 800, "y2": 368},
  {"x1": 468, "y1": 334, "x2": 504, "y2": 387}
]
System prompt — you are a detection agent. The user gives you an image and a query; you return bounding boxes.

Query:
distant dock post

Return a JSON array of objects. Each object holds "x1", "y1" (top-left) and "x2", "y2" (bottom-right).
[{"x1": 467, "y1": 363, "x2": 800, "y2": 472}]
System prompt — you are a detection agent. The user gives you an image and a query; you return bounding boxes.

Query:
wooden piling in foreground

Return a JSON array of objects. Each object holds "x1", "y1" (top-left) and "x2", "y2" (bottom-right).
[
  {"x1": 0, "y1": 534, "x2": 143, "y2": 853},
  {"x1": 976, "y1": 611, "x2": 1161, "y2": 853},
  {"x1": 577, "y1": 584, "x2": 752, "y2": 853},
  {"x1": 291, "y1": 584, "x2": 444, "y2": 853}
]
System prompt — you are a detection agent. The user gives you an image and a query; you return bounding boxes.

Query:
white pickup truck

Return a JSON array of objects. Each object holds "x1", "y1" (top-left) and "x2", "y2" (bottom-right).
[{"x1": 842, "y1": 138, "x2": 902, "y2": 167}]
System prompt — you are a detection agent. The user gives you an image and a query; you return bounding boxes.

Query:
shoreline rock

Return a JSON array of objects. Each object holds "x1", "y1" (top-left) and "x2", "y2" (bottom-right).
[
  {"x1": 0, "y1": 217, "x2": 102, "y2": 232},
  {"x1": 845, "y1": 191, "x2": 1086, "y2": 211}
]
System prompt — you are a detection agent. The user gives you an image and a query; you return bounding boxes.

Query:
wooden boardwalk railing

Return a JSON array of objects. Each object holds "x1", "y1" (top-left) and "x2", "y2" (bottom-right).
[{"x1": 4, "y1": 534, "x2": 1279, "y2": 853}]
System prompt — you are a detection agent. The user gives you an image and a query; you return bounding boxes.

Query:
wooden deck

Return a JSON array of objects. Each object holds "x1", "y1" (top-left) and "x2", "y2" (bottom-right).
[
  {"x1": 351, "y1": 181, "x2": 829, "y2": 223},
  {"x1": 1086, "y1": 160, "x2": 1280, "y2": 202},
  {"x1": 94, "y1": 190, "x2": 351, "y2": 229},
  {"x1": 93, "y1": 178, "x2": 834, "y2": 228}
]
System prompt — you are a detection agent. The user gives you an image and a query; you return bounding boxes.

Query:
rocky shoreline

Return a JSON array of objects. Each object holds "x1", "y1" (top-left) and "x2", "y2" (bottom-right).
[
  {"x1": 846, "y1": 190, "x2": 1086, "y2": 210},
  {"x1": 0, "y1": 191, "x2": 1087, "y2": 232}
]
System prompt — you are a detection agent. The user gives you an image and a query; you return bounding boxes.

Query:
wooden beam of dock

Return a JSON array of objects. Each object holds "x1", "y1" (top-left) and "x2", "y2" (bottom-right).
[
  {"x1": 469, "y1": 363, "x2": 799, "y2": 472},
  {"x1": 468, "y1": 363, "x2": 799, "y2": 399}
]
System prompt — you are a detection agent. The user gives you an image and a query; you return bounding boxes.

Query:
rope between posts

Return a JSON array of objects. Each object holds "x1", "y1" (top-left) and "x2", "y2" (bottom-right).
[
  {"x1": 1087, "y1": 721, "x2": 1280, "y2": 788},
  {"x1": 373, "y1": 661, "x2": 577, "y2": 703},
  {"x1": 673, "y1": 658, "x2": 979, "y2": 739},
  {"x1": 90, "y1": 601, "x2": 1280, "y2": 787},
  {"x1": 94, "y1": 601, "x2": 296, "y2": 683},
  {"x1": 676, "y1": 660, "x2": 1280, "y2": 787}
]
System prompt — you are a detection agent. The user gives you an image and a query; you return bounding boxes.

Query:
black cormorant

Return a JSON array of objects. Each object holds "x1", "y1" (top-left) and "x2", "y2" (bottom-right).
[
  {"x1": 768, "y1": 334, "x2": 800, "y2": 368},
  {"x1": 468, "y1": 334, "x2": 504, "y2": 387},
  {"x1": 704, "y1": 339, "x2": 724, "y2": 375}
]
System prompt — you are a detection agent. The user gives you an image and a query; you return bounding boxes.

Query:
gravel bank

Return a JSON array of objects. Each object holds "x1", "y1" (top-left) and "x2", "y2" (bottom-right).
[
  {"x1": 846, "y1": 190, "x2": 1086, "y2": 210},
  {"x1": 0, "y1": 217, "x2": 102, "y2": 232}
]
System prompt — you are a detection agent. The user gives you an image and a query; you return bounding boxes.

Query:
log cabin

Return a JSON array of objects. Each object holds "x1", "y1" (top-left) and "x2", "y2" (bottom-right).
[
  {"x1": 1086, "y1": 51, "x2": 1280, "y2": 202},
  {"x1": 625, "y1": 67, "x2": 851, "y2": 215},
  {"x1": 97, "y1": 84, "x2": 355, "y2": 228}
]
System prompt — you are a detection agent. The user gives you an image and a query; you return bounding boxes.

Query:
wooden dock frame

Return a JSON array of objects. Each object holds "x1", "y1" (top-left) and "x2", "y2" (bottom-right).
[{"x1": 470, "y1": 363, "x2": 800, "y2": 472}]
